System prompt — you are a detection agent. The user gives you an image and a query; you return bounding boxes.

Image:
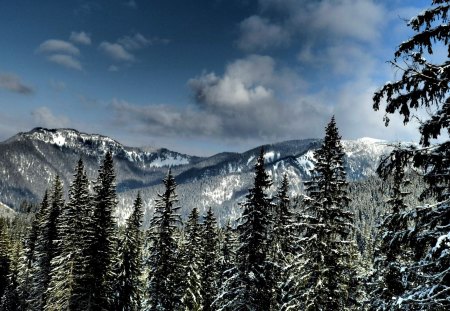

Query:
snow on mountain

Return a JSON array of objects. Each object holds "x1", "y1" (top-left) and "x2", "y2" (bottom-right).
[{"x1": 0, "y1": 128, "x2": 394, "y2": 224}]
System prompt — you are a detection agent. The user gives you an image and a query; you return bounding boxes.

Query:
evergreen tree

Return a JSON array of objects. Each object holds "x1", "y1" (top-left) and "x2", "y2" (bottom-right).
[
  {"x1": 217, "y1": 148, "x2": 274, "y2": 310},
  {"x1": 115, "y1": 193, "x2": 144, "y2": 311},
  {"x1": 29, "y1": 176, "x2": 64, "y2": 310},
  {"x1": 216, "y1": 220, "x2": 236, "y2": 308},
  {"x1": 370, "y1": 148, "x2": 412, "y2": 310},
  {"x1": 46, "y1": 159, "x2": 92, "y2": 311},
  {"x1": 298, "y1": 117, "x2": 355, "y2": 310},
  {"x1": 146, "y1": 170, "x2": 182, "y2": 311},
  {"x1": 271, "y1": 174, "x2": 296, "y2": 310},
  {"x1": 89, "y1": 150, "x2": 118, "y2": 310},
  {"x1": 373, "y1": 1, "x2": 450, "y2": 307},
  {"x1": 0, "y1": 218, "x2": 11, "y2": 304},
  {"x1": 1, "y1": 241, "x2": 21, "y2": 311},
  {"x1": 200, "y1": 207, "x2": 219, "y2": 311},
  {"x1": 181, "y1": 207, "x2": 203, "y2": 311}
]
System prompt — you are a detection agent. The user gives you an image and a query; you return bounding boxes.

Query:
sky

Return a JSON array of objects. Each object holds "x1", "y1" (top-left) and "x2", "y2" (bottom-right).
[{"x1": 0, "y1": 0, "x2": 432, "y2": 156}]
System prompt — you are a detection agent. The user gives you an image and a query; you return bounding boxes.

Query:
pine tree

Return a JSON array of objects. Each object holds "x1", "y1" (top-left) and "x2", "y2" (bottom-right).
[
  {"x1": 29, "y1": 176, "x2": 64, "y2": 310},
  {"x1": 146, "y1": 170, "x2": 182, "y2": 311},
  {"x1": 200, "y1": 207, "x2": 219, "y2": 311},
  {"x1": 217, "y1": 148, "x2": 275, "y2": 310},
  {"x1": 373, "y1": 1, "x2": 450, "y2": 307},
  {"x1": 271, "y1": 174, "x2": 296, "y2": 310},
  {"x1": 89, "y1": 150, "x2": 118, "y2": 310},
  {"x1": 298, "y1": 117, "x2": 355, "y2": 310},
  {"x1": 181, "y1": 207, "x2": 203, "y2": 311},
  {"x1": 115, "y1": 192, "x2": 144, "y2": 311},
  {"x1": 215, "y1": 220, "x2": 236, "y2": 309},
  {"x1": 0, "y1": 218, "x2": 11, "y2": 304},
  {"x1": 1, "y1": 240, "x2": 21, "y2": 311},
  {"x1": 46, "y1": 159, "x2": 92, "y2": 311},
  {"x1": 370, "y1": 148, "x2": 412, "y2": 310}
]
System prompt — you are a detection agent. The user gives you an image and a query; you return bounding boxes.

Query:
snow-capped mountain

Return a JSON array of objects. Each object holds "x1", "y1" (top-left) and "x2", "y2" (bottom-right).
[{"x1": 0, "y1": 128, "x2": 394, "y2": 224}]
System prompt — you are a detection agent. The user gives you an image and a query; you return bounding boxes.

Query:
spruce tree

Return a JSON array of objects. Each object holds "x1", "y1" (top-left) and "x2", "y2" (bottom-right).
[
  {"x1": 271, "y1": 174, "x2": 296, "y2": 310},
  {"x1": 299, "y1": 117, "x2": 355, "y2": 310},
  {"x1": 0, "y1": 218, "x2": 11, "y2": 304},
  {"x1": 46, "y1": 159, "x2": 92, "y2": 311},
  {"x1": 115, "y1": 192, "x2": 144, "y2": 311},
  {"x1": 181, "y1": 207, "x2": 203, "y2": 311},
  {"x1": 373, "y1": 1, "x2": 450, "y2": 307},
  {"x1": 370, "y1": 148, "x2": 412, "y2": 310},
  {"x1": 29, "y1": 176, "x2": 64, "y2": 310},
  {"x1": 1, "y1": 240, "x2": 21, "y2": 311},
  {"x1": 200, "y1": 207, "x2": 219, "y2": 311},
  {"x1": 217, "y1": 148, "x2": 274, "y2": 310},
  {"x1": 89, "y1": 150, "x2": 118, "y2": 310},
  {"x1": 146, "y1": 169, "x2": 182, "y2": 311}
]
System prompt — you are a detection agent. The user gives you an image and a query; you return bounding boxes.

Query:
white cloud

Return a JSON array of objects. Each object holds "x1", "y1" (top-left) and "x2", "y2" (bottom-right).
[
  {"x1": 99, "y1": 42, "x2": 135, "y2": 62},
  {"x1": 237, "y1": 15, "x2": 290, "y2": 51},
  {"x1": 0, "y1": 73, "x2": 34, "y2": 95},
  {"x1": 47, "y1": 54, "x2": 83, "y2": 71},
  {"x1": 31, "y1": 107, "x2": 70, "y2": 129},
  {"x1": 70, "y1": 31, "x2": 91, "y2": 45},
  {"x1": 117, "y1": 33, "x2": 151, "y2": 50},
  {"x1": 37, "y1": 39, "x2": 80, "y2": 55}
]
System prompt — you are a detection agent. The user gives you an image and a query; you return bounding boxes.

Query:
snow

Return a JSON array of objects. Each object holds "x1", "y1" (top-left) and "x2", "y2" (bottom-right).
[
  {"x1": 264, "y1": 151, "x2": 275, "y2": 162},
  {"x1": 247, "y1": 155, "x2": 255, "y2": 165},
  {"x1": 296, "y1": 150, "x2": 315, "y2": 175},
  {"x1": 149, "y1": 156, "x2": 189, "y2": 168}
]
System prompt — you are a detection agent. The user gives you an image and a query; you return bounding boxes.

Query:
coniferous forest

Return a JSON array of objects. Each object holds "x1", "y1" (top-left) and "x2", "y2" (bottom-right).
[{"x1": 1, "y1": 1, "x2": 450, "y2": 310}]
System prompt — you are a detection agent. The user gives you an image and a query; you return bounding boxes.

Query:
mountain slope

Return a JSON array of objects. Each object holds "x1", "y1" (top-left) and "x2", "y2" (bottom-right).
[{"x1": 0, "y1": 128, "x2": 393, "y2": 224}]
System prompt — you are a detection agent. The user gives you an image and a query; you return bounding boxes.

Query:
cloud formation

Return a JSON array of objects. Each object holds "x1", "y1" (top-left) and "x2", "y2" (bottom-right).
[
  {"x1": 37, "y1": 35, "x2": 86, "y2": 71},
  {"x1": 237, "y1": 15, "x2": 290, "y2": 51},
  {"x1": 37, "y1": 39, "x2": 80, "y2": 55},
  {"x1": 0, "y1": 73, "x2": 34, "y2": 95},
  {"x1": 99, "y1": 33, "x2": 169, "y2": 67},
  {"x1": 47, "y1": 54, "x2": 83, "y2": 71},
  {"x1": 99, "y1": 42, "x2": 135, "y2": 62},
  {"x1": 70, "y1": 31, "x2": 92, "y2": 45}
]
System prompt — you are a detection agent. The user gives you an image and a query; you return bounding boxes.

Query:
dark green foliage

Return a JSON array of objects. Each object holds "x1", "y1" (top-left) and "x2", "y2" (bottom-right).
[
  {"x1": 89, "y1": 151, "x2": 118, "y2": 310},
  {"x1": 200, "y1": 207, "x2": 219, "y2": 311},
  {"x1": 115, "y1": 193, "x2": 144, "y2": 311},
  {"x1": 373, "y1": 1, "x2": 450, "y2": 308},
  {"x1": 181, "y1": 207, "x2": 203, "y2": 310},
  {"x1": 46, "y1": 159, "x2": 93, "y2": 311},
  {"x1": 299, "y1": 117, "x2": 355, "y2": 310},
  {"x1": 0, "y1": 219, "x2": 10, "y2": 303},
  {"x1": 218, "y1": 148, "x2": 275, "y2": 310},
  {"x1": 29, "y1": 177, "x2": 64, "y2": 310},
  {"x1": 146, "y1": 170, "x2": 182, "y2": 310},
  {"x1": 370, "y1": 148, "x2": 412, "y2": 310}
]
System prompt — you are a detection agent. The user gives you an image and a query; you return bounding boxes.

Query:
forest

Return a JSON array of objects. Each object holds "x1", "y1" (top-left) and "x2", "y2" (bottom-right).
[{"x1": 1, "y1": 1, "x2": 450, "y2": 310}]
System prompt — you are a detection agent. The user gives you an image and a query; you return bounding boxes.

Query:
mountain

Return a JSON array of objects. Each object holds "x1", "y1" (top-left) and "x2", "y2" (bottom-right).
[{"x1": 0, "y1": 128, "x2": 393, "y2": 224}]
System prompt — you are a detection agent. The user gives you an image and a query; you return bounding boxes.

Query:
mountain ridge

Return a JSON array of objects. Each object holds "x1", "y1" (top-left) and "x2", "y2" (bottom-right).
[{"x1": 0, "y1": 128, "x2": 394, "y2": 224}]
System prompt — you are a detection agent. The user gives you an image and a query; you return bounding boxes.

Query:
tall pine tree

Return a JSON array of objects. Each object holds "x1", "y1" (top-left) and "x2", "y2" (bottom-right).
[
  {"x1": 200, "y1": 207, "x2": 219, "y2": 311},
  {"x1": 46, "y1": 159, "x2": 92, "y2": 311},
  {"x1": 373, "y1": 1, "x2": 450, "y2": 307},
  {"x1": 181, "y1": 207, "x2": 203, "y2": 311},
  {"x1": 298, "y1": 117, "x2": 355, "y2": 310},
  {"x1": 29, "y1": 176, "x2": 64, "y2": 311},
  {"x1": 217, "y1": 148, "x2": 274, "y2": 310},
  {"x1": 145, "y1": 169, "x2": 182, "y2": 311},
  {"x1": 89, "y1": 150, "x2": 118, "y2": 310},
  {"x1": 114, "y1": 192, "x2": 144, "y2": 311}
]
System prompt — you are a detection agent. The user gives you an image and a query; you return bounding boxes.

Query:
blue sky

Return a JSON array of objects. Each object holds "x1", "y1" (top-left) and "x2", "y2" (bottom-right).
[{"x1": 0, "y1": 0, "x2": 431, "y2": 155}]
